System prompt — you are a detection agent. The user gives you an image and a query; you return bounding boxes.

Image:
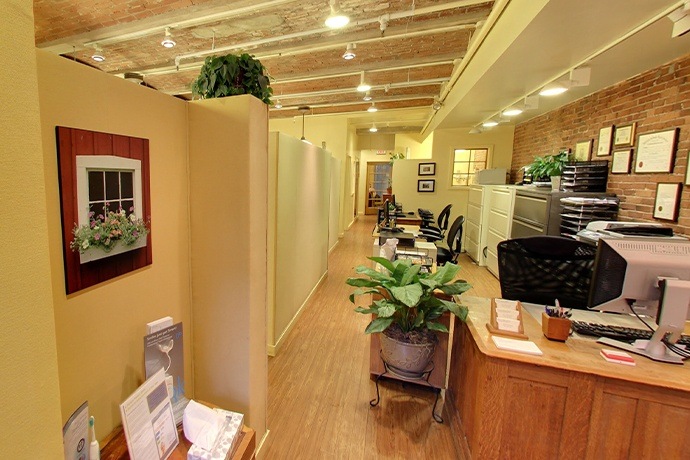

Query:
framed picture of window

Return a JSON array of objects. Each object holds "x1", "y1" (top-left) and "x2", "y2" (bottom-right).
[
  {"x1": 418, "y1": 162, "x2": 436, "y2": 176},
  {"x1": 614, "y1": 122, "x2": 637, "y2": 147},
  {"x1": 653, "y1": 182, "x2": 682, "y2": 221},
  {"x1": 418, "y1": 179, "x2": 435, "y2": 193}
]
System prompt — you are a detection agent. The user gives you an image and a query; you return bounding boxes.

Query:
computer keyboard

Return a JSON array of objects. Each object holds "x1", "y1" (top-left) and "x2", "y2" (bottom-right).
[{"x1": 572, "y1": 321, "x2": 690, "y2": 346}]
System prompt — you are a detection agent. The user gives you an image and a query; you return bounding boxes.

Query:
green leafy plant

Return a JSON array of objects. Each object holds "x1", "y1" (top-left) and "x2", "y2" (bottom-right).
[
  {"x1": 70, "y1": 206, "x2": 149, "y2": 253},
  {"x1": 526, "y1": 149, "x2": 570, "y2": 181},
  {"x1": 347, "y1": 258, "x2": 471, "y2": 336},
  {"x1": 191, "y1": 53, "x2": 273, "y2": 104}
]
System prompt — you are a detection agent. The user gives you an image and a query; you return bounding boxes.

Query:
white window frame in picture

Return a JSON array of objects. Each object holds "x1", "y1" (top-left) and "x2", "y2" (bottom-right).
[
  {"x1": 611, "y1": 149, "x2": 633, "y2": 174},
  {"x1": 75, "y1": 155, "x2": 144, "y2": 227},
  {"x1": 653, "y1": 182, "x2": 682, "y2": 221},
  {"x1": 418, "y1": 162, "x2": 436, "y2": 176},
  {"x1": 597, "y1": 126, "x2": 614, "y2": 157},
  {"x1": 614, "y1": 122, "x2": 637, "y2": 147},
  {"x1": 634, "y1": 128, "x2": 679, "y2": 174}
]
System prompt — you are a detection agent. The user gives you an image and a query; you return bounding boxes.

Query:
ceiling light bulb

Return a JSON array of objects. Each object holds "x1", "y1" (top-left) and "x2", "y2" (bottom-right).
[
  {"x1": 274, "y1": 99, "x2": 283, "y2": 109},
  {"x1": 431, "y1": 96, "x2": 442, "y2": 111},
  {"x1": 91, "y1": 45, "x2": 105, "y2": 62},
  {"x1": 363, "y1": 91, "x2": 372, "y2": 101},
  {"x1": 357, "y1": 83, "x2": 371, "y2": 92},
  {"x1": 369, "y1": 124, "x2": 378, "y2": 133},
  {"x1": 482, "y1": 120, "x2": 498, "y2": 128},
  {"x1": 469, "y1": 127, "x2": 482, "y2": 134},
  {"x1": 161, "y1": 27, "x2": 176, "y2": 48},
  {"x1": 367, "y1": 103, "x2": 378, "y2": 113},
  {"x1": 342, "y1": 43, "x2": 356, "y2": 60},
  {"x1": 325, "y1": 0, "x2": 350, "y2": 28},
  {"x1": 539, "y1": 82, "x2": 568, "y2": 96},
  {"x1": 502, "y1": 107, "x2": 523, "y2": 117}
]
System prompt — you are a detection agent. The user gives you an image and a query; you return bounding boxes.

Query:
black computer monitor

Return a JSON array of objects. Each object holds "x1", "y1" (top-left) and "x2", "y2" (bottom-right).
[
  {"x1": 588, "y1": 238, "x2": 690, "y2": 363},
  {"x1": 381, "y1": 199, "x2": 390, "y2": 227}
]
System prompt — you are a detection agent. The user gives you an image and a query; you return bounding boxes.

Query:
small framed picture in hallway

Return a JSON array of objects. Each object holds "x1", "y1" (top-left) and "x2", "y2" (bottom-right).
[{"x1": 418, "y1": 179, "x2": 435, "y2": 192}]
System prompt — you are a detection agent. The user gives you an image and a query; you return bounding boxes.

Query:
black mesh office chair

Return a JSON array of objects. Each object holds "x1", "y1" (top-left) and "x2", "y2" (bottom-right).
[
  {"x1": 419, "y1": 204, "x2": 452, "y2": 242},
  {"x1": 436, "y1": 215, "x2": 464, "y2": 265},
  {"x1": 497, "y1": 236, "x2": 597, "y2": 309}
]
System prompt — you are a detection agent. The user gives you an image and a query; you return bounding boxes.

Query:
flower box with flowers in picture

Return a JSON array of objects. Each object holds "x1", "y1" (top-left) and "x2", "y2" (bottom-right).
[{"x1": 70, "y1": 205, "x2": 150, "y2": 264}]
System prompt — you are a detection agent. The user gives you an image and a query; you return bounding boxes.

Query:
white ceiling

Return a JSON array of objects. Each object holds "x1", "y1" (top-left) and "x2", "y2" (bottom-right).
[{"x1": 425, "y1": 0, "x2": 690, "y2": 135}]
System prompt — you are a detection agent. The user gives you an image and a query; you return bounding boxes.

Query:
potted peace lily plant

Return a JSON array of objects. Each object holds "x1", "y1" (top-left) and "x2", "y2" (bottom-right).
[
  {"x1": 347, "y1": 257, "x2": 471, "y2": 377},
  {"x1": 191, "y1": 53, "x2": 273, "y2": 103},
  {"x1": 526, "y1": 149, "x2": 570, "y2": 190}
]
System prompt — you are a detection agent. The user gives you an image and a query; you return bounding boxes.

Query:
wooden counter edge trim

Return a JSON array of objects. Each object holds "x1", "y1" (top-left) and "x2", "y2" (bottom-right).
[{"x1": 458, "y1": 309, "x2": 690, "y2": 394}]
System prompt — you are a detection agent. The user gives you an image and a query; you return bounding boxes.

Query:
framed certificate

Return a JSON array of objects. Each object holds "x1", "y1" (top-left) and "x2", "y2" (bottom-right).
[
  {"x1": 574, "y1": 140, "x2": 592, "y2": 161},
  {"x1": 614, "y1": 122, "x2": 636, "y2": 147},
  {"x1": 611, "y1": 149, "x2": 632, "y2": 174},
  {"x1": 597, "y1": 126, "x2": 614, "y2": 157},
  {"x1": 634, "y1": 128, "x2": 678, "y2": 173},
  {"x1": 653, "y1": 182, "x2": 682, "y2": 221}
]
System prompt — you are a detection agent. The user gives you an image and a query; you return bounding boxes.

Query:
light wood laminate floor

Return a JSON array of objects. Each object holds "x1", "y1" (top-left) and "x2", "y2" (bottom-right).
[{"x1": 262, "y1": 216, "x2": 501, "y2": 459}]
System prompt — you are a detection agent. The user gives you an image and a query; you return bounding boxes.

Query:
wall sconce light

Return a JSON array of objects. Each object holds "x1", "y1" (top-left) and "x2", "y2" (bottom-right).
[
  {"x1": 342, "y1": 43, "x2": 356, "y2": 60},
  {"x1": 357, "y1": 72, "x2": 371, "y2": 92},
  {"x1": 325, "y1": 0, "x2": 350, "y2": 28},
  {"x1": 367, "y1": 102, "x2": 378, "y2": 113},
  {"x1": 161, "y1": 27, "x2": 176, "y2": 48}
]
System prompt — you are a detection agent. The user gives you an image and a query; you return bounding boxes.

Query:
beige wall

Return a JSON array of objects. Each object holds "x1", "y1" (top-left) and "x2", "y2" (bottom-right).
[
  {"x1": 270, "y1": 114, "x2": 352, "y2": 236},
  {"x1": 267, "y1": 133, "x2": 330, "y2": 355},
  {"x1": 36, "y1": 51, "x2": 193, "y2": 439},
  {"x1": 396, "y1": 132, "x2": 434, "y2": 159},
  {"x1": 188, "y1": 96, "x2": 268, "y2": 441},
  {"x1": 0, "y1": 1, "x2": 63, "y2": 456}
]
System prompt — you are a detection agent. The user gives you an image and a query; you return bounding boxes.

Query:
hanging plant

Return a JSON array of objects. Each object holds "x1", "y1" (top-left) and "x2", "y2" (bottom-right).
[{"x1": 191, "y1": 53, "x2": 273, "y2": 104}]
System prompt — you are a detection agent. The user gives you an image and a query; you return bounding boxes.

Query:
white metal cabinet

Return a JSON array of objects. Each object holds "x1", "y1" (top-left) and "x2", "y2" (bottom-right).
[
  {"x1": 465, "y1": 186, "x2": 486, "y2": 265},
  {"x1": 485, "y1": 186, "x2": 516, "y2": 278}
]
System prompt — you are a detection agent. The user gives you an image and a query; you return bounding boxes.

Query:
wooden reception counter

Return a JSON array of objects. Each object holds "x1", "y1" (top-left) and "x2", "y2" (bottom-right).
[{"x1": 447, "y1": 297, "x2": 690, "y2": 460}]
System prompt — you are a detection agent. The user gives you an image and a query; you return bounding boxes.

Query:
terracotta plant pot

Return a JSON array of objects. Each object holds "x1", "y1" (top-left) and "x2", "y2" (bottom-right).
[
  {"x1": 542, "y1": 312, "x2": 571, "y2": 341},
  {"x1": 380, "y1": 331, "x2": 436, "y2": 378}
]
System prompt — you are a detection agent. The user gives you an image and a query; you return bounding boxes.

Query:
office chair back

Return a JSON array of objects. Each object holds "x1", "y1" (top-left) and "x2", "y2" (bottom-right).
[
  {"x1": 437, "y1": 215, "x2": 465, "y2": 265},
  {"x1": 497, "y1": 236, "x2": 597, "y2": 309},
  {"x1": 436, "y1": 203, "x2": 452, "y2": 233}
]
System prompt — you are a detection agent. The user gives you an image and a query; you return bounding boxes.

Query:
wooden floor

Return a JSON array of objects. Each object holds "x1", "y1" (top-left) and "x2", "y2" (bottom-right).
[{"x1": 261, "y1": 216, "x2": 501, "y2": 459}]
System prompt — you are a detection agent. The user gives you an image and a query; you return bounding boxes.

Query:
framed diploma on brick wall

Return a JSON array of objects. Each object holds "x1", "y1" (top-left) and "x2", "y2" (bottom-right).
[{"x1": 634, "y1": 128, "x2": 678, "y2": 173}]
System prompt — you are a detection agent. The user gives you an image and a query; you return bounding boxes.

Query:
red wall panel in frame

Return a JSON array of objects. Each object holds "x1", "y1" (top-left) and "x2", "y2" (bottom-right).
[{"x1": 56, "y1": 126, "x2": 153, "y2": 294}]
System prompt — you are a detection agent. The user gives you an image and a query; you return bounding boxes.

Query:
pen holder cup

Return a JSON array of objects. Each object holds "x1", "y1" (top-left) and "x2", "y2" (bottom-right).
[{"x1": 542, "y1": 312, "x2": 571, "y2": 342}]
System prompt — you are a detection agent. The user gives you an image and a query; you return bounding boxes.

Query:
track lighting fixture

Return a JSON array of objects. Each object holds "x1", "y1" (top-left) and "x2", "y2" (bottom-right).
[
  {"x1": 369, "y1": 124, "x2": 378, "y2": 133},
  {"x1": 161, "y1": 27, "x2": 176, "y2": 48},
  {"x1": 367, "y1": 103, "x2": 378, "y2": 113},
  {"x1": 91, "y1": 45, "x2": 105, "y2": 62},
  {"x1": 325, "y1": 0, "x2": 350, "y2": 28},
  {"x1": 539, "y1": 82, "x2": 568, "y2": 97},
  {"x1": 357, "y1": 72, "x2": 371, "y2": 92},
  {"x1": 363, "y1": 91, "x2": 372, "y2": 102},
  {"x1": 502, "y1": 106, "x2": 523, "y2": 117},
  {"x1": 482, "y1": 120, "x2": 498, "y2": 128},
  {"x1": 274, "y1": 99, "x2": 283, "y2": 109},
  {"x1": 469, "y1": 127, "x2": 482, "y2": 134},
  {"x1": 431, "y1": 96, "x2": 442, "y2": 111},
  {"x1": 342, "y1": 43, "x2": 356, "y2": 60}
]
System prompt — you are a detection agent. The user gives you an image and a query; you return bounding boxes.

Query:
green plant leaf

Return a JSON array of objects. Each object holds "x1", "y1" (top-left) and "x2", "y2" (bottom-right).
[
  {"x1": 354, "y1": 265, "x2": 393, "y2": 282},
  {"x1": 365, "y1": 317, "x2": 394, "y2": 334},
  {"x1": 446, "y1": 302, "x2": 469, "y2": 322},
  {"x1": 425, "y1": 321, "x2": 449, "y2": 333},
  {"x1": 354, "y1": 306, "x2": 377, "y2": 314},
  {"x1": 345, "y1": 277, "x2": 381, "y2": 288},
  {"x1": 437, "y1": 281, "x2": 472, "y2": 295},
  {"x1": 400, "y1": 263, "x2": 421, "y2": 286},
  {"x1": 368, "y1": 256, "x2": 394, "y2": 273},
  {"x1": 377, "y1": 303, "x2": 396, "y2": 318},
  {"x1": 390, "y1": 283, "x2": 423, "y2": 307},
  {"x1": 429, "y1": 262, "x2": 460, "y2": 285}
]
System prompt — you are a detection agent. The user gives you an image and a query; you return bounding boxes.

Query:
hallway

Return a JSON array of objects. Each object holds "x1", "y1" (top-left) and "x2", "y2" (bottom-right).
[{"x1": 261, "y1": 216, "x2": 500, "y2": 459}]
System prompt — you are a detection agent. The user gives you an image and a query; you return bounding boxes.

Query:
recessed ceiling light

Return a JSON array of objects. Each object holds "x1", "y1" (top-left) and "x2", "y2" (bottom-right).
[
  {"x1": 325, "y1": 0, "x2": 350, "y2": 28},
  {"x1": 342, "y1": 43, "x2": 356, "y2": 60},
  {"x1": 161, "y1": 27, "x2": 176, "y2": 48},
  {"x1": 482, "y1": 120, "x2": 498, "y2": 128},
  {"x1": 539, "y1": 82, "x2": 568, "y2": 96},
  {"x1": 502, "y1": 107, "x2": 523, "y2": 117}
]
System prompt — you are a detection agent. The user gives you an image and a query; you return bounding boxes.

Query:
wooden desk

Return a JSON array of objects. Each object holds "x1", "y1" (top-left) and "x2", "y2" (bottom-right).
[
  {"x1": 395, "y1": 214, "x2": 423, "y2": 226},
  {"x1": 100, "y1": 423, "x2": 256, "y2": 460},
  {"x1": 447, "y1": 296, "x2": 690, "y2": 459}
]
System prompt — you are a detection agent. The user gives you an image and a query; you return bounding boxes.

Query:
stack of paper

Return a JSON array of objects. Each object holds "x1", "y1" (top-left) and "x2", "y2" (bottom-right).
[
  {"x1": 600, "y1": 349, "x2": 636, "y2": 366},
  {"x1": 491, "y1": 336, "x2": 543, "y2": 356}
]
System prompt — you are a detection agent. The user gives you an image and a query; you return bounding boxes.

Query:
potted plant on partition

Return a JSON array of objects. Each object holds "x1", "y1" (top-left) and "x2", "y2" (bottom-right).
[
  {"x1": 347, "y1": 258, "x2": 471, "y2": 377},
  {"x1": 191, "y1": 53, "x2": 273, "y2": 103},
  {"x1": 525, "y1": 149, "x2": 570, "y2": 190}
]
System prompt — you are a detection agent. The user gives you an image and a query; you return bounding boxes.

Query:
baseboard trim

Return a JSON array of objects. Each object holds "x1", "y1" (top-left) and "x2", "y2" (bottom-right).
[
  {"x1": 266, "y1": 270, "x2": 328, "y2": 357},
  {"x1": 255, "y1": 429, "x2": 270, "y2": 460}
]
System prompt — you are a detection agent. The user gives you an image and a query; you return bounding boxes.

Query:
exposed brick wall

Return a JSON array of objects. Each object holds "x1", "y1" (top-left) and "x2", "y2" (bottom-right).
[{"x1": 512, "y1": 53, "x2": 690, "y2": 237}]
